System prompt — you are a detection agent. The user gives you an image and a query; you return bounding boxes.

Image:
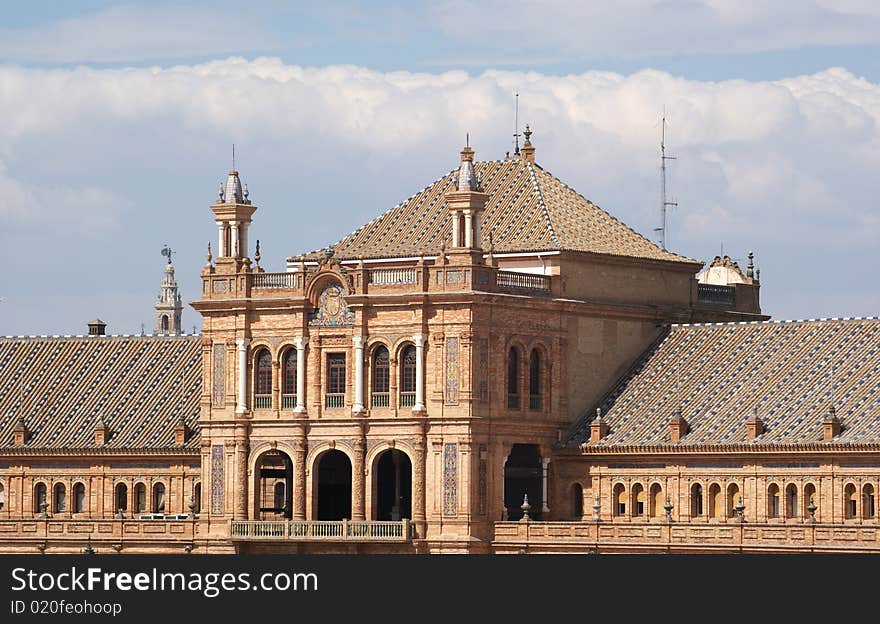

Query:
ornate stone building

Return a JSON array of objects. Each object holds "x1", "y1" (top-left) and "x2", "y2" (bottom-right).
[{"x1": 1, "y1": 133, "x2": 877, "y2": 554}]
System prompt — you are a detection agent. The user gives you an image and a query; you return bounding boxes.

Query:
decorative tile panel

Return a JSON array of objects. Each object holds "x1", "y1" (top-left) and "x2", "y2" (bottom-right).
[
  {"x1": 212, "y1": 343, "x2": 225, "y2": 406},
  {"x1": 445, "y1": 336, "x2": 459, "y2": 405},
  {"x1": 443, "y1": 442, "x2": 457, "y2": 516},
  {"x1": 478, "y1": 338, "x2": 489, "y2": 403},
  {"x1": 211, "y1": 445, "x2": 224, "y2": 515},
  {"x1": 478, "y1": 444, "x2": 487, "y2": 515}
]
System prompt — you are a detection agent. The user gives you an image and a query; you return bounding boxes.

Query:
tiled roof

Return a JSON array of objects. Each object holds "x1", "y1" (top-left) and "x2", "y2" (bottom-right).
[
  {"x1": 296, "y1": 158, "x2": 697, "y2": 265},
  {"x1": 565, "y1": 318, "x2": 880, "y2": 448},
  {"x1": 0, "y1": 335, "x2": 201, "y2": 450}
]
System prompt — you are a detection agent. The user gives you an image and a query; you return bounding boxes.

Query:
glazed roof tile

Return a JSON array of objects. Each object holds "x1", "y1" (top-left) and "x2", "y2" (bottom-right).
[{"x1": 0, "y1": 335, "x2": 201, "y2": 450}]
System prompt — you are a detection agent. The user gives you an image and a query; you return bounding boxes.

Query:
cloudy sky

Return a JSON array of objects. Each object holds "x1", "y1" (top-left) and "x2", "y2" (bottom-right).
[{"x1": 1, "y1": 1, "x2": 878, "y2": 335}]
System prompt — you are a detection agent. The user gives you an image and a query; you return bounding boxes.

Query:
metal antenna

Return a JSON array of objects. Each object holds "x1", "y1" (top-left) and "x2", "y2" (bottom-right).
[
  {"x1": 513, "y1": 93, "x2": 520, "y2": 155},
  {"x1": 232, "y1": 144, "x2": 235, "y2": 171},
  {"x1": 653, "y1": 115, "x2": 678, "y2": 250}
]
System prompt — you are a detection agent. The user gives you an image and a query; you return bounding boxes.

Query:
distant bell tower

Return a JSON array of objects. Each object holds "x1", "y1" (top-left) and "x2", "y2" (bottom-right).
[{"x1": 155, "y1": 245, "x2": 183, "y2": 334}]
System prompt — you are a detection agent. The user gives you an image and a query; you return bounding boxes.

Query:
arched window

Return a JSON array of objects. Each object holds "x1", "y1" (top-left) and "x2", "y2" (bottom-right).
[
  {"x1": 34, "y1": 483, "x2": 47, "y2": 514},
  {"x1": 767, "y1": 484, "x2": 780, "y2": 518},
  {"x1": 649, "y1": 483, "x2": 663, "y2": 517},
  {"x1": 400, "y1": 345, "x2": 417, "y2": 408},
  {"x1": 254, "y1": 348, "x2": 272, "y2": 409},
  {"x1": 115, "y1": 483, "x2": 128, "y2": 514},
  {"x1": 274, "y1": 482, "x2": 286, "y2": 511},
  {"x1": 528, "y1": 348, "x2": 542, "y2": 411},
  {"x1": 727, "y1": 484, "x2": 740, "y2": 518},
  {"x1": 282, "y1": 349, "x2": 297, "y2": 410},
  {"x1": 161, "y1": 315, "x2": 169, "y2": 332},
  {"x1": 708, "y1": 483, "x2": 722, "y2": 518},
  {"x1": 54, "y1": 483, "x2": 67, "y2": 513},
  {"x1": 632, "y1": 483, "x2": 645, "y2": 517},
  {"x1": 193, "y1": 482, "x2": 202, "y2": 515},
  {"x1": 613, "y1": 483, "x2": 626, "y2": 517},
  {"x1": 571, "y1": 483, "x2": 583, "y2": 520},
  {"x1": 803, "y1": 483, "x2": 817, "y2": 519},
  {"x1": 507, "y1": 347, "x2": 520, "y2": 409},
  {"x1": 691, "y1": 484, "x2": 703, "y2": 517},
  {"x1": 863, "y1": 484, "x2": 875, "y2": 519},
  {"x1": 371, "y1": 345, "x2": 390, "y2": 408},
  {"x1": 845, "y1": 483, "x2": 857, "y2": 519},
  {"x1": 785, "y1": 484, "x2": 798, "y2": 518},
  {"x1": 153, "y1": 483, "x2": 166, "y2": 513},
  {"x1": 73, "y1": 483, "x2": 86, "y2": 514},
  {"x1": 0, "y1": 482, "x2": 4, "y2": 511},
  {"x1": 134, "y1": 483, "x2": 147, "y2": 513}
]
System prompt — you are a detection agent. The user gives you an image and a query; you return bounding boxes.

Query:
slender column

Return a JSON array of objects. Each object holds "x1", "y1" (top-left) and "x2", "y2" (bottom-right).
[
  {"x1": 217, "y1": 223, "x2": 225, "y2": 258},
  {"x1": 293, "y1": 436, "x2": 307, "y2": 520},
  {"x1": 235, "y1": 338, "x2": 249, "y2": 414},
  {"x1": 234, "y1": 438, "x2": 248, "y2": 520},
  {"x1": 412, "y1": 334, "x2": 426, "y2": 412},
  {"x1": 464, "y1": 211, "x2": 473, "y2": 248},
  {"x1": 542, "y1": 458, "x2": 551, "y2": 514},
  {"x1": 230, "y1": 221, "x2": 240, "y2": 258},
  {"x1": 352, "y1": 335, "x2": 365, "y2": 414},
  {"x1": 352, "y1": 436, "x2": 365, "y2": 521},
  {"x1": 501, "y1": 456, "x2": 508, "y2": 520},
  {"x1": 413, "y1": 432, "x2": 427, "y2": 536},
  {"x1": 239, "y1": 223, "x2": 248, "y2": 259},
  {"x1": 293, "y1": 337, "x2": 308, "y2": 413},
  {"x1": 451, "y1": 212, "x2": 461, "y2": 247}
]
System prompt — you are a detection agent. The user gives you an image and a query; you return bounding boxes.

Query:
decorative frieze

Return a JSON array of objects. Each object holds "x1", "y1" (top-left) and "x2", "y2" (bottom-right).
[{"x1": 443, "y1": 443, "x2": 458, "y2": 516}]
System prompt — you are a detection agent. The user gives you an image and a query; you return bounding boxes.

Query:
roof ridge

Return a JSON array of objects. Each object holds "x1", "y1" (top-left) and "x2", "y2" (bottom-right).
[
  {"x1": 525, "y1": 161, "x2": 561, "y2": 248},
  {"x1": 1, "y1": 334, "x2": 201, "y2": 340},
  {"x1": 673, "y1": 316, "x2": 880, "y2": 329}
]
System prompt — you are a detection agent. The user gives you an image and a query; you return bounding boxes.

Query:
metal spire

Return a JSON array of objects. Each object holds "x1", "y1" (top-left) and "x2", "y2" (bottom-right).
[
  {"x1": 654, "y1": 115, "x2": 678, "y2": 250},
  {"x1": 513, "y1": 92, "x2": 520, "y2": 156}
]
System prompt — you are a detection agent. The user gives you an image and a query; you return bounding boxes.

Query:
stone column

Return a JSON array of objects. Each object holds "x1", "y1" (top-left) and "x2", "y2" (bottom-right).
[
  {"x1": 230, "y1": 221, "x2": 240, "y2": 258},
  {"x1": 239, "y1": 223, "x2": 248, "y2": 259},
  {"x1": 501, "y1": 456, "x2": 508, "y2": 520},
  {"x1": 234, "y1": 439, "x2": 248, "y2": 520},
  {"x1": 542, "y1": 458, "x2": 551, "y2": 514},
  {"x1": 217, "y1": 223, "x2": 225, "y2": 258},
  {"x1": 293, "y1": 436, "x2": 307, "y2": 520},
  {"x1": 235, "y1": 338, "x2": 249, "y2": 415},
  {"x1": 413, "y1": 334, "x2": 426, "y2": 412},
  {"x1": 464, "y1": 210, "x2": 473, "y2": 248},
  {"x1": 413, "y1": 431, "x2": 427, "y2": 537},
  {"x1": 451, "y1": 212, "x2": 460, "y2": 247},
  {"x1": 352, "y1": 335, "x2": 365, "y2": 414},
  {"x1": 293, "y1": 336, "x2": 308, "y2": 413},
  {"x1": 352, "y1": 435, "x2": 366, "y2": 521}
]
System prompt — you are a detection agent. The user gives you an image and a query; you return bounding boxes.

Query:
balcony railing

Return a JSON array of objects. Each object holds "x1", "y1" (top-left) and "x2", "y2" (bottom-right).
[
  {"x1": 371, "y1": 392, "x2": 390, "y2": 408},
  {"x1": 697, "y1": 283, "x2": 736, "y2": 307},
  {"x1": 369, "y1": 268, "x2": 418, "y2": 285},
  {"x1": 508, "y1": 393, "x2": 520, "y2": 409},
  {"x1": 529, "y1": 395, "x2": 542, "y2": 411},
  {"x1": 281, "y1": 394, "x2": 297, "y2": 410},
  {"x1": 399, "y1": 391, "x2": 416, "y2": 408},
  {"x1": 230, "y1": 519, "x2": 413, "y2": 542},
  {"x1": 325, "y1": 394, "x2": 345, "y2": 409},
  {"x1": 497, "y1": 271, "x2": 551, "y2": 293},
  {"x1": 254, "y1": 395, "x2": 272, "y2": 410},
  {"x1": 252, "y1": 272, "x2": 297, "y2": 289}
]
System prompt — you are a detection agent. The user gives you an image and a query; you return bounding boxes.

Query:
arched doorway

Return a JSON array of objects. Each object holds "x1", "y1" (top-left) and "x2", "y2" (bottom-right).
[
  {"x1": 317, "y1": 450, "x2": 352, "y2": 521},
  {"x1": 373, "y1": 449, "x2": 412, "y2": 520},
  {"x1": 255, "y1": 450, "x2": 293, "y2": 520},
  {"x1": 504, "y1": 444, "x2": 542, "y2": 521}
]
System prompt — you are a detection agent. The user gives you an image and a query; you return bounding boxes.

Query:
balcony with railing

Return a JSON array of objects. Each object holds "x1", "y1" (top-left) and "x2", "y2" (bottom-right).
[
  {"x1": 252, "y1": 272, "x2": 298, "y2": 289},
  {"x1": 325, "y1": 394, "x2": 345, "y2": 409},
  {"x1": 368, "y1": 268, "x2": 418, "y2": 286},
  {"x1": 371, "y1": 392, "x2": 390, "y2": 408},
  {"x1": 399, "y1": 392, "x2": 416, "y2": 408},
  {"x1": 497, "y1": 271, "x2": 552, "y2": 294},
  {"x1": 254, "y1": 395, "x2": 272, "y2": 410},
  {"x1": 281, "y1": 394, "x2": 297, "y2": 410},
  {"x1": 230, "y1": 519, "x2": 413, "y2": 542}
]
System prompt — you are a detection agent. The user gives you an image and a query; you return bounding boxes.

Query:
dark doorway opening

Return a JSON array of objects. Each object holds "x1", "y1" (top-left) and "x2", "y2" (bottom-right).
[
  {"x1": 375, "y1": 449, "x2": 412, "y2": 520},
  {"x1": 317, "y1": 450, "x2": 352, "y2": 520},
  {"x1": 257, "y1": 450, "x2": 293, "y2": 519},
  {"x1": 504, "y1": 444, "x2": 543, "y2": 521}
]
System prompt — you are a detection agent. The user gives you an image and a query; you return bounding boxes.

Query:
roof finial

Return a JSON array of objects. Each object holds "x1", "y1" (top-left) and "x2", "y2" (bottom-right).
[
  {"x1": 521, "y1": 124, "x2": 535, "y2": 163},
  {"x1": 466, "y1": 132, "x2": 469, "y2": 148},
  {"x1": 161, "y1": 245, "x2": 173, "y2": 265},
  {"x1": 746, "y1": 251, "x2": 754, "y2": 279},
  {"x1": 206, "y1": 241, "x2": 212, "y2": 265},
  {"x1": 523, "y1": 124, "x2": 532, "y2": 145},
  {"x1": 513, "y1": 92, "x2": 520, "y2": 156},
  {"x1": 232, "y1": 143, "x2": 235, "y2": 172},
  {"x1": 254, "y1": 239, "x2": 261, "y2": 268}
]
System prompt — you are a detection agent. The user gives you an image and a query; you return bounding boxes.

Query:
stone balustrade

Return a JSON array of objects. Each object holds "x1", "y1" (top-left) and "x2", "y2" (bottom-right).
[{"x1": 230, "y1": 519, "x2": 413, "y2": 542}]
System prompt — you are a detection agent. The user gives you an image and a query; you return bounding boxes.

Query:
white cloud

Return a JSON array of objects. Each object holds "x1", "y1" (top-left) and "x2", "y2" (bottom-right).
[{"x1": 0, "y1": 57, "x2": 878, "y2": 332}]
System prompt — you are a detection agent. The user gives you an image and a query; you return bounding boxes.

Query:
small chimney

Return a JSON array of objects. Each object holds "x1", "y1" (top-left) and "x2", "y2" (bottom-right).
[
  {"x1": 13, "y1": 417, "x2": 27, "y2": 446},
  {"x1": 823, "y1": 405, "x2": 841, "y2": 442},
  {"x1": 87, "y1": 319, "x2": 107, "y2": 336},
  {"x1": 589, "y1": 408, "x2": 609, "y2": 444},
  {"x1": 669, "y1": 409, "x2": 689, "y2": 443},
  {"x1": 521, "y1": 124, "x2": 535, "y2": 163},
  {"x1": 174, "y1": 416, "x2": 190, "y2": 446},
  {"x1": 746, "y1": 408, "x2": 764, "y2": 441},
  {"x1": 94, "y1": 416, "x2": 109, "y2": 446}
]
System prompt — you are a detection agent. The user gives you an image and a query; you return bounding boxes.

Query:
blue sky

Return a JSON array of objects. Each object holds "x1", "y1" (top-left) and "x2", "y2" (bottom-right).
[{"x1": 1, "y1": 1, "x2": 878, "y2": 334}]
